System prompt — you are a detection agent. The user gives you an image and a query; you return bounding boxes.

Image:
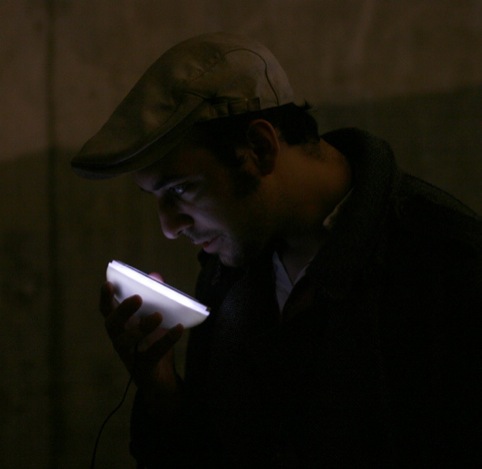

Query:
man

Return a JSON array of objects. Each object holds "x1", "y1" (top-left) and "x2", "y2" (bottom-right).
[{"x1": 72, "y1": 33, "x2": 482, "y2": 468}]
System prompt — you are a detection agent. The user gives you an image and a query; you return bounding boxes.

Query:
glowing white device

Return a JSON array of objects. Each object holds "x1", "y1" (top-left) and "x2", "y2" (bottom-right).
[{"x1": 106, "y1": 260, "x2": 210, "y2": 329}]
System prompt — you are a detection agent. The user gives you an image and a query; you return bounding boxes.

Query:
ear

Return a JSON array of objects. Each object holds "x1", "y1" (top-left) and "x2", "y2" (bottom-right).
[{"x1": 245, "y1": 119, "x2": 280, "y2": 175}]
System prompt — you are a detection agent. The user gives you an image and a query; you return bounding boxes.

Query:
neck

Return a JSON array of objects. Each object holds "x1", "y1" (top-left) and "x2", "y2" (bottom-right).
[
  {"x1": 277, "y1": 234, "x2": 326, "y2": 282},
  {"x1": 275, "y1": 139, "x2": 352, "y2": 281}
]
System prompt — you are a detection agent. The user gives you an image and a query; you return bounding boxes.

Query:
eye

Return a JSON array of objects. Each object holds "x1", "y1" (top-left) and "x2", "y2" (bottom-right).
[{"x1": 167, "y1": 183, "x2": 190, "y2": 197}]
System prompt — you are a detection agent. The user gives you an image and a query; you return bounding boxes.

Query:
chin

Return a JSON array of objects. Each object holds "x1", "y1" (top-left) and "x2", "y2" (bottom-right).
[
  {"x1": 218, "y1": 253, "x2": 244, "y2": 268},
  {"x1": 215, "y1": 246, "x2": 244, "y2": 267},
  {"x1": 218, "y1": 244, "x2": 261, "y2": 268}
]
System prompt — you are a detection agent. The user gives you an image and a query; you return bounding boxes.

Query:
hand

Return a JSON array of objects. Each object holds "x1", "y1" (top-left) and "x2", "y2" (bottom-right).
[{"x1": 100, "y1": 281, "x2": 184, "y2": 399}]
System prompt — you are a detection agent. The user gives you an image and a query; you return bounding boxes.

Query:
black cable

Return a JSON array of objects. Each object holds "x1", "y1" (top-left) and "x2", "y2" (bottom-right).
[
  {"x1": 90, "y1": 345, "x2": 139, "y2": 469},
  {"x1": 89, "y1": 373, "x2": 134, "y2": 469}
]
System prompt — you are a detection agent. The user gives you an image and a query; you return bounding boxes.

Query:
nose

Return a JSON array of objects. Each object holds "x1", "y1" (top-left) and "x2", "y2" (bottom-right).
[{"x1": 157, "y1": 201, "x2": 193, "y2": 240}]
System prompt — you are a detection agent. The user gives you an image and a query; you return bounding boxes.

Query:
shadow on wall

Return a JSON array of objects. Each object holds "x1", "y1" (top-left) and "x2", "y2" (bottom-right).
[
  {"x1": 0, "y1": 84, "x2": 480, "y2": 467},
  {"x1": 316, "y1": 85, "x2": 482, "y2": 214},
  {"x1": 0, "y1": 147, "x2": 199, "y2": 468}
]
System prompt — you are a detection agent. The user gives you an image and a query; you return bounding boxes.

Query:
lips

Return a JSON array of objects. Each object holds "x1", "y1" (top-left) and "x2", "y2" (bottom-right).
[
  {"x1": 186, "y1": 233, "x2": 221, "y2": 253},
  {"x1": 201, "y1": 236, "x2": 220, "y2": 253}
]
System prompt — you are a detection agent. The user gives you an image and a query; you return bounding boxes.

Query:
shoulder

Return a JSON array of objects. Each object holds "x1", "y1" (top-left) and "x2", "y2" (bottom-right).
[
  {"x1": 388, "y1": 173, "x2": 482, "y2": 287},
  {"x1": 394, "y1": 174, "x2": 481, "y2": 247}
]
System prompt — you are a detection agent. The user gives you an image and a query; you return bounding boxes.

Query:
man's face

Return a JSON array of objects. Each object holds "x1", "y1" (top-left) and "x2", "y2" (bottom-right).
[{"x1": 134, "y1": 142, "x2": 275, "y2": 267}]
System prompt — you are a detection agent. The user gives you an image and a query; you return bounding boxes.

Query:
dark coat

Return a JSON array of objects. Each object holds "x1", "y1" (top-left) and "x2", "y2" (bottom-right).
[{"x1": 131, "y1": 129, "x2": 482, "y2": 468}]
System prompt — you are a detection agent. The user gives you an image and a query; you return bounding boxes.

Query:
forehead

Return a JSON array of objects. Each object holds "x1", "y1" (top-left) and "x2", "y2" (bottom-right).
[{"x1": 133, "y1": 142, "x2": 220, "y2": 191}]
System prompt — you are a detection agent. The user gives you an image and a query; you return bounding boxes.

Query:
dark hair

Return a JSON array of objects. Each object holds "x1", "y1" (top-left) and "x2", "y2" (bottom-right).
[{"x1": 190, "y1": 103, "x2": 319, "y2": 166}]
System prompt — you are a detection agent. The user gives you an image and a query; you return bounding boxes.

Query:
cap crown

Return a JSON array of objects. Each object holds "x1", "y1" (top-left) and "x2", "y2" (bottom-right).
[{"x1": 72, "y1": 32, "x2": 294, "y2": 178}]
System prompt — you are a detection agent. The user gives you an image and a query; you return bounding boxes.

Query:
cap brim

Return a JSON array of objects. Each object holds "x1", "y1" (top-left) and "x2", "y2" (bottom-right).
[{"x1": 71, "y1": 95, "x2": 207, "y2": 179}]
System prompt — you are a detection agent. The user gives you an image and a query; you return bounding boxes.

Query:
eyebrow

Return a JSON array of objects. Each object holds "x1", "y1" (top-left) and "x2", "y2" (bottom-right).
[
  {"x1": 149, "y1": 174, "x2": 187, "y2": 192},
  {"x1": 154, "y1": 174, "x2": 186, "y2": 191},
  {"x1": 136, "y1": 174, "x2": 184, "y2": 194}
]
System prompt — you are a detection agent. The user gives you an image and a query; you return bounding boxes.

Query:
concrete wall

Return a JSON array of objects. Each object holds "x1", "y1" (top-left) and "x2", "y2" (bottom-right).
[{"x1": 1, "y1": 1, "x2": 480, "y2": 467}]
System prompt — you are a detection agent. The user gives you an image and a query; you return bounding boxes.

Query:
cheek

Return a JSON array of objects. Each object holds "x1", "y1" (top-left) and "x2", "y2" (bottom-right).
[
  {"x1": 192, "y1": 179, "x2": 267, "y2": 236},
  {"x1": 229, "y1": 202, "x2": 270, "y2": 242},
  {"x1": 191, "y1": 194, "x2": 239, "y2": 225}
]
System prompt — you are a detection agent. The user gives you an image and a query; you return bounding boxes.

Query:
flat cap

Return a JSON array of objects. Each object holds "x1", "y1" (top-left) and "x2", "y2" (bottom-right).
[{"x1": 71, "y1": 32, "x2": 294, "y2": 179}]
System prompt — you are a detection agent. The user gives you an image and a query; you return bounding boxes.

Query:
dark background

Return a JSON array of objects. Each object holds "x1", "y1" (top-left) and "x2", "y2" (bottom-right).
[{"x1": 1, "y1": 1, "x2": 481, "y2": 467}]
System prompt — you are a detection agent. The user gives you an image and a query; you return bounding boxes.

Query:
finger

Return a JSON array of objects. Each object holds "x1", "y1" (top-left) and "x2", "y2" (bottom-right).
[
  {"x1": 148, "y1": 272, "x2": 164, "y2": 282},
  {"x1": 99, "y1": 282, "x2": 117, "y2": 318},
  {"x1": 104, "y1": 294, "x2": 143, "y2": 338},
  {"x1": 109, "y1": 313, "x2": 158, "y2": 362},
  {"x1": 136, "y1": 314, "x2": 171, "y2": 352},
  {"x1": 111, "y1": 328, "x2": 144, "y2": 359},
  {"x1": 137, "y1": 324, "x2": 184, "y2": 363},
  {"x1": 138, "y1": 313, "x2": 163, "y2": 335}
]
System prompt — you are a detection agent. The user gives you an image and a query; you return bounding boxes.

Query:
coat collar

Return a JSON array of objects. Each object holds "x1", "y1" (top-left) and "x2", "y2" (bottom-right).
[
  {"x1": 306, "y1": 128, "x2": 402, "y2": 301},
  {"x1": 198, "y1": 128, "x2": 403, "y2": 302}
]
